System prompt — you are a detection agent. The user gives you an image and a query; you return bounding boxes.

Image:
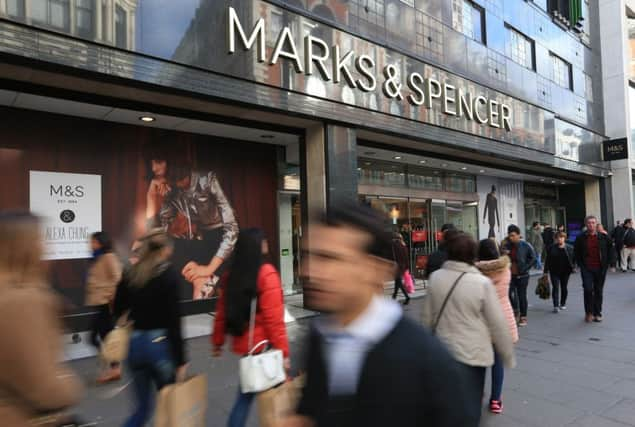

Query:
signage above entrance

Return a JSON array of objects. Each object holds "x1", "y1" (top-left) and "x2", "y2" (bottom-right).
[
  {"x1": 227, "y1": 7, "x2": 512, "y2": 132},
  {"x1": 602, "y1": 138, "x2": 629, "y2": 161}
]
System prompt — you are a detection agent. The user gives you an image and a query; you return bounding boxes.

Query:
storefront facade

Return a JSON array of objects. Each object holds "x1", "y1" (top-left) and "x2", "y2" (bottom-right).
[{"x1": 0, "y1": 0, "x2": 610, "y2": 322}]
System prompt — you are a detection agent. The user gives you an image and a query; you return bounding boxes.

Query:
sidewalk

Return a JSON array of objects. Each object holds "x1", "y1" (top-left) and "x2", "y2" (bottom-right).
[{"x1": 70, "y1": 271, "x2": 635, "y2": 426}]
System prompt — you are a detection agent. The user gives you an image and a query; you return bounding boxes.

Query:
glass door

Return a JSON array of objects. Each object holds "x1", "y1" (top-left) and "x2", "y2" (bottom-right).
[{"x1": 409, "y1": 199, "x2": 430, "y2": 279}]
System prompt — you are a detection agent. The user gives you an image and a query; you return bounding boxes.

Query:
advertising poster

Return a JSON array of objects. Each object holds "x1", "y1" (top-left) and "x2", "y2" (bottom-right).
[
  {"x1": 477, "y1": 176, "x2": 525, "y2": 241},
  {"x1": 29, "y1": 171, "x2": 102, "y2": 260},
  {"x1": 0, "y1": 108, "x2": 279, "y2": 308}
]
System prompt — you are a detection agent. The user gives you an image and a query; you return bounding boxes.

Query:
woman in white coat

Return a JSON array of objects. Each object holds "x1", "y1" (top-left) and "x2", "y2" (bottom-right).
[{"x1": 423, "y1": 232, "x2": 515, "y2": 425}]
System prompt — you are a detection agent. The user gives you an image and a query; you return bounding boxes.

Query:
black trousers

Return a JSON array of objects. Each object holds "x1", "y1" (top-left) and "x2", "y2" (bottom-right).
[
  {"x1": 456, "y1": 362, "x2": 486, "y2": 427},
  {"x1": 580, "y1": 267, "x2": 607, "y2": 316},
  {"x1": 90, "y1": 303, "x2": 113, "y2": 349},
  {"x1": 509, "y1": 275, "x2": 529, "y2": 317},
  {"x1": 550, "y1": 272, "x2": 571, "y2": 308},
  {"x1": 392, "y1": 274, "x2": 409, "y2": 301}
]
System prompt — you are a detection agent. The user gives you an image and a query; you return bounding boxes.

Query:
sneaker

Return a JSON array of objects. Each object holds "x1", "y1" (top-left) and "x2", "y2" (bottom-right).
[
  {"x1": 553, "y1": 307, "x2": 559, "y2": 313},
  {"x1": 518, "y1": 317, "x2": 528, "y2": 327},
  {"x1": 593, "y1": 315, "x2": 603, "y2": 322},
  {"x1": 560, "y1": 305, "x2": 567, "y2": 310},
  {"x1": 489, "y1": 400, "x2": 503, "y2": 414}
]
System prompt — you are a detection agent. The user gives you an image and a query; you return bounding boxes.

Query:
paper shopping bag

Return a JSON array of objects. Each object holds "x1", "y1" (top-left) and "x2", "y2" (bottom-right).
[
  {"x1": 257, "y1": 375, "x2": 305, "y2": 427},
  {"x1": 154, "y1": 374, "x2": 207, "y2": 427}
]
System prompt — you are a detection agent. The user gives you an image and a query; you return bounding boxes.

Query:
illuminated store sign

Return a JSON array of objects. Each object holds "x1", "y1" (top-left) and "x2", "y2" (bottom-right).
[{"x1": 227, "y1": 7, "x2": 512, "y2": 131}]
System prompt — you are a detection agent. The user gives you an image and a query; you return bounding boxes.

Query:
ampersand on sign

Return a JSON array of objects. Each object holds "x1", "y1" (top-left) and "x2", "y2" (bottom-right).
[{"x1": 382, "y1": 64, "x2": 403, "y2": 100}]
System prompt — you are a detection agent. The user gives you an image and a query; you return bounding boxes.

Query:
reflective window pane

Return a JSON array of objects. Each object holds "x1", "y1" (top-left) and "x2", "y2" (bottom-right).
[
  {"x1": 551, "y1": 53, "x2": 572, "y2": 90},
  {"x1": 452, "y1": 0, "x2": 484, "y2": 44}
]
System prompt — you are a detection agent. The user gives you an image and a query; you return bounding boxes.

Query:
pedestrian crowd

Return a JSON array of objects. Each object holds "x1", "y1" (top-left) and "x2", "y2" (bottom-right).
[{"x1": 0, "y1": 206, "x2": 624, "y2": 426}]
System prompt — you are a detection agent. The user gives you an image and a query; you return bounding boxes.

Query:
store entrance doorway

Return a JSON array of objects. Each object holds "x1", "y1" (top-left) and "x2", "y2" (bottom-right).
[{"x1": 360, "y1": 195, "x2": 478, "y2": 279}]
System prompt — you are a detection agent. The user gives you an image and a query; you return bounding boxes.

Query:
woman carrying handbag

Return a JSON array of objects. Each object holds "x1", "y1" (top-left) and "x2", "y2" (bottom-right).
[{"x1": 212, "y1": 228, "x2": 290, "y2": 427}]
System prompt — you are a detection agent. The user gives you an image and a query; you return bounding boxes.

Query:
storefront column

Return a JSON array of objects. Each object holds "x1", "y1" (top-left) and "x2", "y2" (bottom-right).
[
  {"x1": 610, "y1": 165, "x2": 634, "y2": 221},
  {"x1": 584, "y1": 179, "x2": 602, "y2": 220},
  {"x1": 303, "y1": 124, "x2": 358, "y2": 220},
  {"x1": 325, "y1": 124, "x2": 358, "y2": 208}
]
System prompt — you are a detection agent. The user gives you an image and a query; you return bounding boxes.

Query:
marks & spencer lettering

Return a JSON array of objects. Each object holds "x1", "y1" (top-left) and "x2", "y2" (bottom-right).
[{"x1": 227, "y1": 7, "x2": 512, "y2": 131}]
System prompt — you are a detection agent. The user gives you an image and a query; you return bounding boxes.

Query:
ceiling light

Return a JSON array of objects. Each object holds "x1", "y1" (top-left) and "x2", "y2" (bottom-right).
[
  {"x1": 364, "y1": 162, "x2": 372, "y2": 166},
  {"x1": 393, "y1": 156, "x2": 402, "y2": 160},
  {"x1": 551, "y1": 180, "x2": 556, "y2": 184},
  {"x1": 461, "y1": 167, "x2": 467, "y2": 171},
  {"x1": 540, "y1": 178, "x2": 545, "y2": 182},
  {"x1": 357, "y1": 167, "x2": 362, "y2": 171},
  {"x1": 260, "y1": 134, "x2": 275, "y2": 139},
  {"x1": 479, "y1": 169, "x2": 485, "y2": 173},
  {"x1": 139, "y1": 115, "x2": 155, "y2": 122},
  {"x1": 442, "y1": 163, "x2": 448, "y2": 167},
  {"x1": 419, "y1": 160, "x2": 427, "y2": 164},
  {"x1": 561, "y1": 182, "x2": 566, "y2": 184}
]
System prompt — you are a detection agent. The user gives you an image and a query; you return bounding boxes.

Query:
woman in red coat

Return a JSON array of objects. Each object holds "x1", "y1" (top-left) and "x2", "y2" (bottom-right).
[{"x1": 212, "y1": 228, "x2": 289, "y2": 427}]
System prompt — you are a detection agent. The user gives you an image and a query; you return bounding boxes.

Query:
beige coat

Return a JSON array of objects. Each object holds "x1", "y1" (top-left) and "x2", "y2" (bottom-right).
[
  {"x1": 85, "y1": 252, "x2": 122, "y2": 306},
  {"x1": 476, "y1": 256, "x2": 519, "y2": 344},
  {"x1": 0, "y1": 287, "x2": 83, "y2": 426},
  {"x1": 422, "y1": 261, "x2": 515, "y2": 368}
]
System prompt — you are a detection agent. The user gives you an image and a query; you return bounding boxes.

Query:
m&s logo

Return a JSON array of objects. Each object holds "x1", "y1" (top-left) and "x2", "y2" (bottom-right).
[{"x1": 50, "y1": 185, "x2": 85, "y2": 198}]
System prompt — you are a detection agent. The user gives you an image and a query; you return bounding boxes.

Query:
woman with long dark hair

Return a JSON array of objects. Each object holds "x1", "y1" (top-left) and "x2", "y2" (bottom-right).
[
  {"x1": 85, "y1": 231, "x2": 123, "y2": 383},
  {"x1": 212, "y1": 228, "x2": 289, "y2": 427},
  {"x1": 113, "y1": 230, "x2": 187, "y2": 427}
]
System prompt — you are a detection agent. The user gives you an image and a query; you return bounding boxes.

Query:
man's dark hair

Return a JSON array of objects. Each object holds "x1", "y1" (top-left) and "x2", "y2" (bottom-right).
[
  {"x1": 441, "y1": 223, "x2": 456, "y2": 233},
  {"x1": 171, "y1": 161, "x2": 193, "y2": 181},
  {"x1": 446, "y1": 233, "x2": 478, "y2": 265},
  {"x1": 507, "y1": 224, "x2": 521, "y2": 235},
  {"x1": 625, "y1": 218, "x2": 633, "y2": 226},
  {"x1": 91, "y1": 231, "x2": 113, "y2": 253},
  {"x1": 322, "y1": 201, "x2": 393, "y2": 262},
  {"x1": 532, "y1": 221, "x2": 540, "y2": 228}
]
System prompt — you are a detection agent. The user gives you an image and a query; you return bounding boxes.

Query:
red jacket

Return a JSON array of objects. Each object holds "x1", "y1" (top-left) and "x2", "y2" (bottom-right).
[{"x1": 212, "y1": 263, "x2": 289, "y2": 357}]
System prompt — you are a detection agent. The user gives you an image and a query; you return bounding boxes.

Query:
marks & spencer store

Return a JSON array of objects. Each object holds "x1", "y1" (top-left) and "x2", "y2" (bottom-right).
[{"x1": 0, "y1": 0, "x2": 610, "y2": 324}]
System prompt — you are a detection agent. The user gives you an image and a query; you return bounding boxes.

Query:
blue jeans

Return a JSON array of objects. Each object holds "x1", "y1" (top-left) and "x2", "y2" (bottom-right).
[
  {"x1": 535, "y1": 254, "x2": 543, "y2": 270},
  {"x1": 228, "y1": 388, "x2": 255, "y2": 427},
  {"x1": 490, "y1": 351, "x2": 504, "y2": 401},
  {"x1": 124, "y1": 329, "x2": 175, "y2": 427}
]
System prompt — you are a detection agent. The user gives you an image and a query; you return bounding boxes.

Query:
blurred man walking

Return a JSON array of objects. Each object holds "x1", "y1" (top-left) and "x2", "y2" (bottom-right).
[{"x1": 285, "y1": 203, "x2": 472, "y2": 427}]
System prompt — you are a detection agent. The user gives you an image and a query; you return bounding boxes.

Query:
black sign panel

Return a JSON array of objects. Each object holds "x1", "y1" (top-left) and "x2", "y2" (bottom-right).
[{"x1": 603, "y1": 138, "x2": 629, "y2": 161}]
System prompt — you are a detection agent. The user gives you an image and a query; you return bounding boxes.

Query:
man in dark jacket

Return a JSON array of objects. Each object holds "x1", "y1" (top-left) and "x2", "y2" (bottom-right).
[
  {"x1": 620, "y1": 219, "x2": 635, "y2": 272},
  {"x1": 574, "y1": 215, "x2": 616, "y2": 323},
  {"x1": 542, "y1": 223, "x2": 555, "y2": 251},
  {"x1": 424, "y1": 224, "x2": 457, "y2": 278},
  {"x1": 502, "y1": 225, "x2": 536, "y2": 327},
  {"x1": 289, "y1": 203, "x2": 472, "y2": 427},
  {"x1": 611, "y1": 220, "x2": 626, "y2": 270}
]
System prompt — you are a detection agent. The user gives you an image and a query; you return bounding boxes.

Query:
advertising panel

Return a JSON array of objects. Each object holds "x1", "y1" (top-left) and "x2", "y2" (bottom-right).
[
  {"x1": 29, "y1": 171, "x2": 102, "y2": 260},
  {"x1": 1, "y1": 108, "x2": 278, "y2": 308}
]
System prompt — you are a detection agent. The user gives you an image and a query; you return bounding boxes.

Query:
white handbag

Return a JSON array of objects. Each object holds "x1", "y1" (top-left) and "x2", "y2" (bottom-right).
[{"x1": 238, "y1": 298, "x2": 286, "y2": 393}]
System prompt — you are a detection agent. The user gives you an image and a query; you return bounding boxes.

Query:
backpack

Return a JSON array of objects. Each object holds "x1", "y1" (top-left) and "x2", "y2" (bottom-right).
[{"x1": 625, "y1": 229, "x2": 635, "y2": 247}]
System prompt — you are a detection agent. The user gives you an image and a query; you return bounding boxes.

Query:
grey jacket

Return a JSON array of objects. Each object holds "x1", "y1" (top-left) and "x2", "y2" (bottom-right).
[{"x1": 422, "y1": 261, "x2": 515, "y2": 369}]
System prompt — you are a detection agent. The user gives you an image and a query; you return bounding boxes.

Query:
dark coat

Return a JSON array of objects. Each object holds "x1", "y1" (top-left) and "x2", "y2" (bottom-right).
[
  {"x1": 296, "y1": 316, "x2": 474, "y2": 427},
  {"x1": 543, "y1": 244, "x2": 575, "y2": 274},
  {"x1": 392, "y1": 240, "x2": 409, "y2": 275},
  {"x1": 425, "y1": 245, "x2": 448, "y2": 278},
  {"x1": 573, "y1": 232, "x2": 616, "y2": 271},
  {"x1": 612, "y1": 225, "x2": 626, "y2": 247},
  {"x1": 542, "y1": 227, "x2": 556, "y2": 249}
]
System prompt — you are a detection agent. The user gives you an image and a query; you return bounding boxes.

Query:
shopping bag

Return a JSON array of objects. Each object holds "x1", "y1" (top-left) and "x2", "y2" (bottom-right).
[
  {"x1": 101, "y1": 324, "x2": 131, "y2": 364},
  {"x1": 154, "y1": 374, "x2": 207, "y2": 427},
  {"x1": 257, "y1": 376, "x2": 305, "y2": 427},
  {"x1": 535, "y1": 275, "x2": 551, "y2": 300},
  {"x1": 403, "y1": 270, "x2": 415, "y2": 294}
]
